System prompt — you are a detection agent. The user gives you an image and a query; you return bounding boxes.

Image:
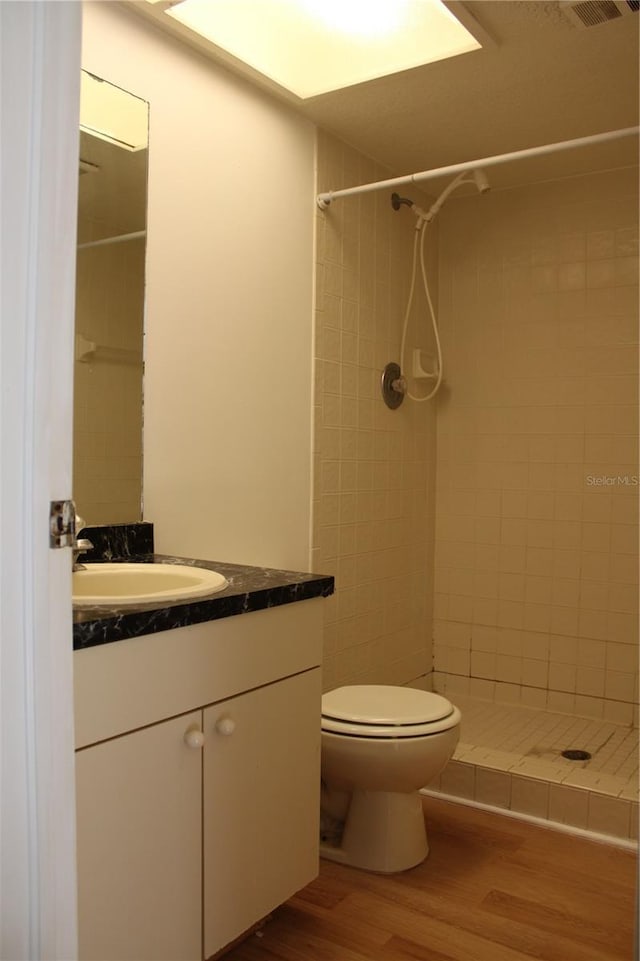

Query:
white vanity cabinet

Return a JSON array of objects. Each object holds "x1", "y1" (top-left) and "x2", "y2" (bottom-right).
[
  {"x1": 203, "y1": 668, "x2": 320, "y2": 957},
  {"x1": 74, "y1": 599, "x2": 323, "y2": 961},
  {"x1": 76, "y1": 711, "x2": 203, "y2": 961}
]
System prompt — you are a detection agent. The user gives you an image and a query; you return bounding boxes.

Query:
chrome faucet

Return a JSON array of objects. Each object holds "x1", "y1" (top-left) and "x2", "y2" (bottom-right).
[{"x1": 73, "y1": 511, "x2": 94, "y2": 572}]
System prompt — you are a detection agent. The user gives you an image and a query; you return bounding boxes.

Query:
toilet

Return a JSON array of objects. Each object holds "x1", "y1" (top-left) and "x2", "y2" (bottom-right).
[{"x1": 320, "y1": 685, "x2": 461, "y2": 873}]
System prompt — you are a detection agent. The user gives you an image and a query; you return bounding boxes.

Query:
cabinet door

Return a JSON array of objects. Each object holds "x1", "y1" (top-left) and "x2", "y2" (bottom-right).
[
  {"x1": 76, "y1": 711, "x2": 203, "y2": 961},
  {"x1": 203, "y1": 668, "x2": 321, "y2": 958}
]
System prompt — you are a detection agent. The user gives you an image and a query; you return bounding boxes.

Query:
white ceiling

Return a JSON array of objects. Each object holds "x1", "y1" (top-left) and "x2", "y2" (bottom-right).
[{"x1": 129, "y1": 0, "x2": 639, "y2": 191}]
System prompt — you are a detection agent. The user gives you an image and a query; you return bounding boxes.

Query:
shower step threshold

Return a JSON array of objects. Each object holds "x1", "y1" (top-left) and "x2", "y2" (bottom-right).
[{"x1": 424, "y1": 694, "x2": 638, "y2": 843}]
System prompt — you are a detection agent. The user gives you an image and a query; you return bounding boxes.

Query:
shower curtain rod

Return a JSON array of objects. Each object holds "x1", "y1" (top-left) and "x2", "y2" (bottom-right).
[{"x1": 316, "y1": 126, "x2": 639, "y2": 209}]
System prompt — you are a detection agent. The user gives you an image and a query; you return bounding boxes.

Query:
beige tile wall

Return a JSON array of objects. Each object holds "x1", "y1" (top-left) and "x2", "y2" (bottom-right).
[
  {"x1": 434, "y1": 167, "x2": 639, "y2": 723},
  {"x1": 313, "y1": 130, "x2": 438, "y2": 691}
]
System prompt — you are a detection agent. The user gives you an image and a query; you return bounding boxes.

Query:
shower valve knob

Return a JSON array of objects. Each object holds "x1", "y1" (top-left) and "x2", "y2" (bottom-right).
[{"x1": 381, "y1": 362, "x2": 406, "y2": 410}]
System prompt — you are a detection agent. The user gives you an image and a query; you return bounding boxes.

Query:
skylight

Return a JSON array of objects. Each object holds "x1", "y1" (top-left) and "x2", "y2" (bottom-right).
[{"x1": 160, "y1": 0, "x2": 482, "y2": 100}]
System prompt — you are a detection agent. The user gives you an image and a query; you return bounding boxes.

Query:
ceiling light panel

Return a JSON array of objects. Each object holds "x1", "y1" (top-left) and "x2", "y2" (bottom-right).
[{"x1": 165, "y1": 0, "x2": 482, "y2": 99}]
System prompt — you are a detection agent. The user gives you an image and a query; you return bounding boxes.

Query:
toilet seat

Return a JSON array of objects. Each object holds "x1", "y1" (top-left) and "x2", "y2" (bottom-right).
[{"x1": 321, "y1": 685, "x2": 460, "y2": 739}]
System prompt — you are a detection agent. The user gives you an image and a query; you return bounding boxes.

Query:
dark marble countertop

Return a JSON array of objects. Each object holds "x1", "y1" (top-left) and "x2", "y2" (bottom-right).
[{"x1": 73, "y1": 554, "x2": 334, "y2": 651}]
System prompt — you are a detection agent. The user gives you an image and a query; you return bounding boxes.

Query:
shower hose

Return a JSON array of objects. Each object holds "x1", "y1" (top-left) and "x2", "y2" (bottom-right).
[{"x1": 399, "y1": 215, "x2": 443, "y2": 402}]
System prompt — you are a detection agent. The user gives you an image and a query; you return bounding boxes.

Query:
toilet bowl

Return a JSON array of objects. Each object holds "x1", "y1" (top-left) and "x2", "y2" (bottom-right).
[{"x1": 320, "y1": 685, "x2": 461, "y2": 873}]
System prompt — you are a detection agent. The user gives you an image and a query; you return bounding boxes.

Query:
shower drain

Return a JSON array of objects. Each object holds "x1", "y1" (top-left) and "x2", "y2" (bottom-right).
[{"x1": 561, "y1": 749, "x2": 592, "y2": 761}]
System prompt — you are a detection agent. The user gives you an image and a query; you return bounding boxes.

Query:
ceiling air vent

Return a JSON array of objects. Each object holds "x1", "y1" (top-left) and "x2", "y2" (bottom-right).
[{"x1": 560, "y1": 0, "x2": 639, "y2": 27}]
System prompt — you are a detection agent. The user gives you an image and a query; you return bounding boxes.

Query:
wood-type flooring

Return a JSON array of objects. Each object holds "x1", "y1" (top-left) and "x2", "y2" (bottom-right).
[{"x1": 221, "y1": 796, "x2": 638, "y2": 961}]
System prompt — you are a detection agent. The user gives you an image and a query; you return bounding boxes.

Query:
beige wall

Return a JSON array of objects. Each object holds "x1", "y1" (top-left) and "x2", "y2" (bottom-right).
[
  {"x1": 82, "y1": 3, "x2": 315, "y2": 569},
  {"x1": 313, "y1": 130, "x2": 438, "y2": 691},
  {"x1": 434, "y1": 167, "x2": 639, "y2": 724}
]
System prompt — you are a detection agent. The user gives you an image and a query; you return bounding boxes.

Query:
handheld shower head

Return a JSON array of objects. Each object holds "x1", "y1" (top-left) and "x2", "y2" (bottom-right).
[
  {"x1": 472, "y1": 168, "x2": 491, "y2": 194},
  {"x1": 422, "y1": 168, "x2": 491, "y2": 223}
]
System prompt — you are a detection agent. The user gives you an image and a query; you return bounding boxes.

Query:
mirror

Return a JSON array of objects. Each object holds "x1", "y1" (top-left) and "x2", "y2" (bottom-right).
[{"x1": 73, "y1": 71, "x2": 149, "y2": 525}]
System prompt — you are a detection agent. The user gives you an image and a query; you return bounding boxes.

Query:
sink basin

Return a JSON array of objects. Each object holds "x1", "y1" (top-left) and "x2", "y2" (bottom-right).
[{"x1": 73, "y1": 563, "x2": 228, "y2": 607}]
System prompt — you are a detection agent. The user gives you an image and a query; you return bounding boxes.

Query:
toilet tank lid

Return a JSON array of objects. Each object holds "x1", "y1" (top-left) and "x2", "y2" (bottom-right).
[{"x1": 321, "y1": 685, "x2": 454, "y2": 726}]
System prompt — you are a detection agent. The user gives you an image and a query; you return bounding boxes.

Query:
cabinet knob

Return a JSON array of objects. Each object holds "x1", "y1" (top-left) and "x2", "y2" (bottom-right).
[
  {"x1": 215, "y1": 717, "x2": 236, "y2": 736},
  {"x1": 184, "y1": 728, "x2": 205, "y2": 749}
]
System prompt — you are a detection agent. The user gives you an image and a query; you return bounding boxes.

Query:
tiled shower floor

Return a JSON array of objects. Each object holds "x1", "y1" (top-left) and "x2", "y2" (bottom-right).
[
  {"x1": 426, "y1": 695, "x2": 638, "y2": 841},
  {"x1": 452, "y1": 695, "x2": 638, "y2": 798}
]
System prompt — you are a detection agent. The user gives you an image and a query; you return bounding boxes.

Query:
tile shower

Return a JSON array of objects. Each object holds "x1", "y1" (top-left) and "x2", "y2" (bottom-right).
[
  {"x1": 434, "y1": 167, "x2": 638, "y2": 725},
  {"x1": 431, "y1": 166, "x2": 638, "y2": 840},
  {"x1": 313, "y1": 134, "x2": 638, "y2": 841}
]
